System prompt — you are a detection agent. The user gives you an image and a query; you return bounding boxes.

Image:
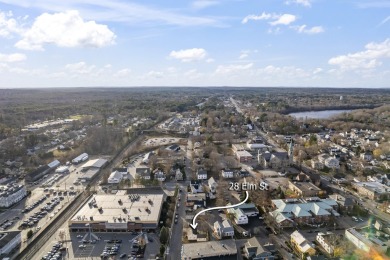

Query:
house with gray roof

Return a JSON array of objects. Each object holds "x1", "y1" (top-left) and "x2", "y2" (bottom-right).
[
  {"x1": 244, "y1": 237, "x2": 274, "y2": 260},
  {"x1": 214, "y1": 219, "x2": 234, "y2": 239},
  {"x1": 270, "y1": 197, "x2": 339, "y2": 227},
  {"x1": 136, "y1": 167, "x2": 151, "y2": 179}
]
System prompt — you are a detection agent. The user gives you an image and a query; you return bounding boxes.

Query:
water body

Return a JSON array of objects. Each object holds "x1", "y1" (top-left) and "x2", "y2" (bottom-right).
[{"x1": 289, "y1": 109, "x2": 352, "y2": 119}]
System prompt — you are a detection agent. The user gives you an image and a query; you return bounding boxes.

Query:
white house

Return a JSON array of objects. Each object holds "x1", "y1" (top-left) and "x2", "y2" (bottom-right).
[
  {"x1": 208, "y1": 177, "x2": 217, "y2": 199},
  {"x1": 153, "y1": 169, "x2": 166, "y2": 182},
  {"x1": 227, "y1": 208, "x2": 248, "y2": 225},
  {"x1": 108, "y1": 171, "x2": 123, "y2": 184},
  {"x1": 316, "y1": 232, "x2": 339, "y2": 255},
  {"x1": 197, "y1": 169, "x2": 207, "y2": 180},
  {"x1": 214, "y1": 220, "x2": 234, "y2": 238},
  {"x1": 175, "y1": 169, "x2": 183, "y2": 181},
  {"x1": 324, "y1": 157, "x2": 340, "y2": 169},
  {"x1": 221, "y1": 169, "x2": 234, "y2": 178}
]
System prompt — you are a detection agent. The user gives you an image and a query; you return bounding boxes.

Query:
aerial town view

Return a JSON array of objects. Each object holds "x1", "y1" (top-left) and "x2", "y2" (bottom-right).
[{"x1": 0, "y1": 1, "x2": 389, "y2": 260}]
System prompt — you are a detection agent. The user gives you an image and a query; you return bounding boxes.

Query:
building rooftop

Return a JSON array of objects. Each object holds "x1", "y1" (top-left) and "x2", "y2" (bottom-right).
[
  {"x1": 70, "y1": 193, "x2": 164, "y2": 224},
  {"x1": 182, "y1": 239, "x2": 237, "y2": 260},
  {"x1": 289, "y1": 181, "x2": 322, "y2": 193},
  {"x1": 0, "y1": 231, "x2": 21, "y2": 249},
  {"x1": 81, "y1": 158, "x2": 108, "y2": 169},
  {"x1": 236, "y1": 150, "x2": 253, "y2": 157}
]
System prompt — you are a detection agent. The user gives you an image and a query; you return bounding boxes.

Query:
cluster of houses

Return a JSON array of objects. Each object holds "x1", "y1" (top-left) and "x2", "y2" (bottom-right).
[{"x1": 158, "y1": 115, "x2": 200, "y2": 135}]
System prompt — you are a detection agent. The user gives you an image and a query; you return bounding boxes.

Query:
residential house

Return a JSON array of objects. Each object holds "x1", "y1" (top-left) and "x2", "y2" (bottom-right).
[
  {"x1": 328, "y1": 194, "x2": 355, "y2": 212},
  {"x1": 190, "y1": 180, "x2": 204, "y2": 194},
  {"x1": 288, "y1": 181, "x2": 324, "y2": 197},
  {"x1": 269, "y1": 198, "x2": 339, "y2": 227},
  {"x1": 207, "y1": 177, "x2": 217, "y2": 199},
  {"x1": 236, "y1": 150, "x2": 253, "y2": 163},
  {"x1": 175, "y1": 168, "x2": 183, "y2": 181},
  {"x1": 316, "y1": 232, "x2": 343, "y2": 256},
  {"x1": 318, "y1": 154, "x2": 339, "y2": 169},
  {"x1": 153, "y1": 169, "x2": 166, "y2": 181},
  {"x1": 244, "y1": 237, "x2": 274, "y2": 260},
  {"x1": 221, "y1": 169, "x2": 234, "y2": 178},
  {"x1": 227, "y1": 208, "x2": 248, "y2": 225},
  {"x1": 107, "y1": 171, "x2": 123, "y2": 184},
  {"x1": 291, "y1": 231, "x2": 316, "y2": 257},
  {"x1": 196, "y1": 169, "x2": 207, "y2": 180},
  {"x1": 136, "y1": 167, "x2": 151, "y2": 180},
  {"x1": 236, "y1": 169, "x2": 250, "y2": 178},
  {"x1": 361, "y1": 151, "x2": 373, "y2": 162},
  {"x1": 214, "y1": 219, "x2": 234, "y2": 239},
  {"x1": 311, "y1": 160, "x2": 324, "y2": 170},
  {"x1": 352, "y1": 181, "x2": 390, "y2": 200},
  {"x1": 229, "y1": 203, "x2": 259, "y2": 217},
  {"x1": 232, "y1": 144, "x2": 245, "y2": 153}
]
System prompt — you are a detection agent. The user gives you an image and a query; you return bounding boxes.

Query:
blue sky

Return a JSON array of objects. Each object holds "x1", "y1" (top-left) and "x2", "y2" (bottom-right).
[{"x1": 0, "y1": 0, "x2": 389, "y2": 88}]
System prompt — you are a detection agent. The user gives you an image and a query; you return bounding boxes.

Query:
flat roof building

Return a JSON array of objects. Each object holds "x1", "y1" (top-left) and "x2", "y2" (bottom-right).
[
  {"x1": 0, "y1": 231, "x2": 21, "y2": 255},
  {"x1": 69, "y1": 192, "x2": 164, "y2": 232},
  {"x1": 181, "y1": 239, "x2": 237, "y2": 260}
]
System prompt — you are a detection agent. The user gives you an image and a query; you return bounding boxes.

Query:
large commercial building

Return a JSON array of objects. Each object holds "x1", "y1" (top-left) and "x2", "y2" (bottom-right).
[
  {"x1": 0, "y1": 231, "x2": 21, "y2": 255},
  {"x1": 0, "y1": 184, "x2": 27, "y2": 208},
  {"x1": 181, "y1": 239, "x2": 237, "y2": 260},
  {"x1": 68, "y1": 192, "x2": 164, "y2": 232}
]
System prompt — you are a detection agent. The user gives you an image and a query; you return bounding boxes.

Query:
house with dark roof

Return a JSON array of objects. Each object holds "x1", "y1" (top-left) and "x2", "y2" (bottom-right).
[
  {"x1": 25, "y1": 165, "x2": 51, "y2": 182},
  {"x1": 196, "y1": 169, "x2": 207, "y2": 180},
  {"x1": 136, "y1": 167, "x2": 151, "y2": 179},
  {"x1": 258, "y1": 151, "x2": 291, "y2": 169},
  {"x1": 244, "y1": 237, "x2": 274, "y2": 260},
  {"x1": 328, "y1": 194, "x2": 354, "y2": 212}
]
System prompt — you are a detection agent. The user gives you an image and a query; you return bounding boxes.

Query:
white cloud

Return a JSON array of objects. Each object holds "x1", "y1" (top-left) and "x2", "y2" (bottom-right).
[
  {"x1": 65, "y1": 61, "x2": 96, "y2": 75},
  {"x1": 328, "y1": 38, "x2": 390, "y2": 70},
  {"x1": 184, "y1": 69, "x2": 202, "y2": 79},
  {"x1": 293, "y1": 24, "x2": 324, "y2": 34},
  {"x1": 0, "y1": 0, "x2": 223, "y2": 27},
  {"x1": 169, "y1": 48, "x2": 207, "y2": 62},
  {"x1": 239, "y1": 53, "x2": 248, "y2": 59},
  {"x1": 0, "y1": 11, "x2": 23, "y2": 37},
  {"x1": 0, "y1": 53, "x2": 26, "y2": 62},
  {"x1": 313, "y1": 68, "x2": 323, "y2": 74},
  {"x1": 147, "y1": 70, "x2": 164, "y2": 78},
  {"x1": 114, "y1": 68, "x2": 131, "y2": 77},
  {"x1": 206, "y1": 58, "x2": 215, "y2": 63},
  {"x1": 241, "y1": 12, "x2": 278, "y2": 24},
  {"x1": 15, "y1": 10, "x2": 116, "y2": 50},
  {"x1": 215, "y1": 63, "x2": 253, "y2": 74},
  {"x1": 378, "y1": 16, "x2": 390, "y2": 26},
  {"x1": 285, "y1": 0, "x2": 311, "y2": 7},
  {"x1": 269, "y1": 14, "x2": 296, "y2": 26},
  {"x1": 242, "y1": 12, "x2": 296, "y2": 26},
  {"x1": 192, "y1": 0, "x2": 220, "y2": 10}
]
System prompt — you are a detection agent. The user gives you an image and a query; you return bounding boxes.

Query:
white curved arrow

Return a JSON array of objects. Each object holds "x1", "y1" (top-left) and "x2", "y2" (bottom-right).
[{"x1": 189, "y1": 190, "x2": 249, "y2": 230}]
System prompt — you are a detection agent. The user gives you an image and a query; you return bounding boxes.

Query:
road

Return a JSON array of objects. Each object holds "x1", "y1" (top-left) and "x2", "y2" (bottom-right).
[{"x1": 167, "y1": 185, "x2": 186, "y2": 260}]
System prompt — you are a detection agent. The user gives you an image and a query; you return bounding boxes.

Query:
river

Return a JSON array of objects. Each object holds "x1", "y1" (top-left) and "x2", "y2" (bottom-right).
[{"x1": 289, "y1": 109, "x2": 352, "y2": 119}]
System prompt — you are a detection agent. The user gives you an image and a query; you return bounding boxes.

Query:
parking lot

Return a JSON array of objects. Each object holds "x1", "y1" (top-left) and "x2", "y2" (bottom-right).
[{"x1": 143, "y1": 137, "x2": 181, "y2": 147}]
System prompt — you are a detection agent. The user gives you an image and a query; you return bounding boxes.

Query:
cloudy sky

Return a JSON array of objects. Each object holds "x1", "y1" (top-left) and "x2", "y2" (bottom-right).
[{"x1": 0, "y1": 0, "x2": 389, "y2": 88}]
